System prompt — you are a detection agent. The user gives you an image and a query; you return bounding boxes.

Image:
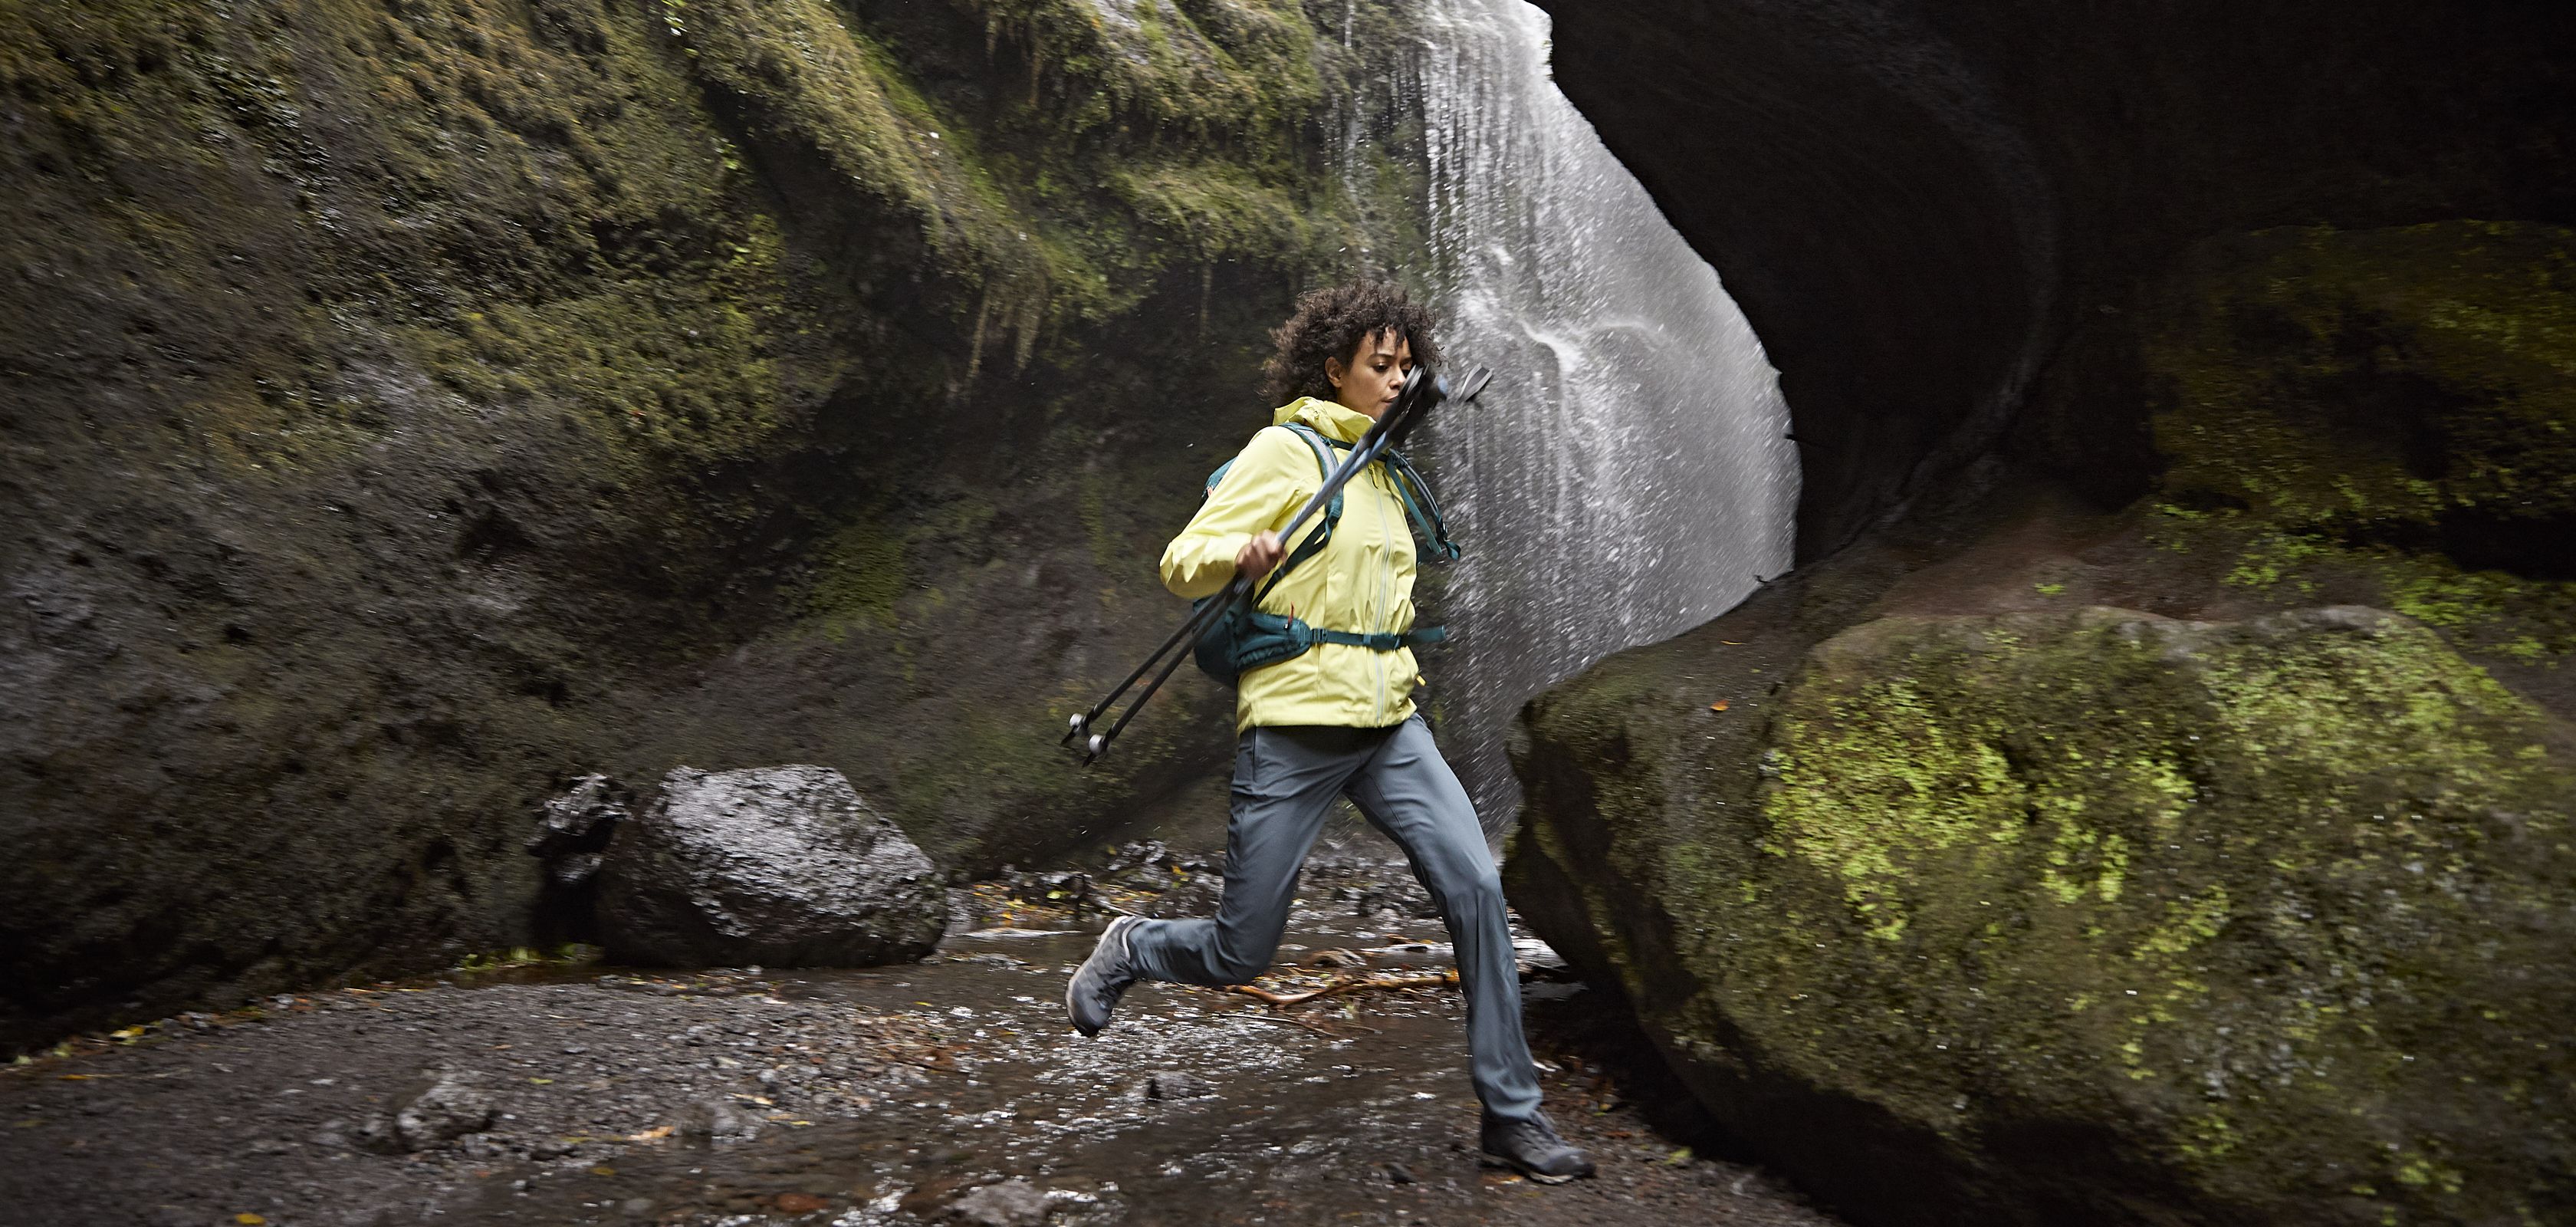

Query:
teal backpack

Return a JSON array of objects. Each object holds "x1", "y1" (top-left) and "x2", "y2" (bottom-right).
[{"x1": 1190, "y1": 422, "x2": 1460, "y2": 686}]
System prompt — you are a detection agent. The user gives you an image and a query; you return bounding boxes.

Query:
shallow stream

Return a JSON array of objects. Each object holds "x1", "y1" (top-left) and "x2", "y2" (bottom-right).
[{"x1": 3, "y1": 873, "x2": 1839, "y2": 1227}]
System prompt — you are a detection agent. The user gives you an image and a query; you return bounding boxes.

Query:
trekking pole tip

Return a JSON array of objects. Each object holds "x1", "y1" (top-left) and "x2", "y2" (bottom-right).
[
  {"x1": 1087, "y1": 733, "x2": 1107, "y2": 757},
  {"x1": 1069, "y1": 712, "x2": 1088, "y2": 732}
]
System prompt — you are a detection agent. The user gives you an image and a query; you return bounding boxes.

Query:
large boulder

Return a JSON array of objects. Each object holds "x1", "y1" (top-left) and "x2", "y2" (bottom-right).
[
  {"x1": 1510, "y1": 606, "x2": 2576, "y2": 1227},
  {"x1": 596, "y1": 766, "x2": 945, "y2": 967}
]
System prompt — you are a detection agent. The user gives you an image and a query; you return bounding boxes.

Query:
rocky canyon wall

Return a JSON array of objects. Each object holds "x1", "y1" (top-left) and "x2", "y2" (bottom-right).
[{"x1": 0, "y1": 0, "x2": 1426, "y2": 1051}]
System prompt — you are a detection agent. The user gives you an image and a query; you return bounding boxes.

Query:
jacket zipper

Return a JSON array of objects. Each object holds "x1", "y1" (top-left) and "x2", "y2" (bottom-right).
[{"x1": 1372, "y1": 462, "x2": 1391, "y2": 725}]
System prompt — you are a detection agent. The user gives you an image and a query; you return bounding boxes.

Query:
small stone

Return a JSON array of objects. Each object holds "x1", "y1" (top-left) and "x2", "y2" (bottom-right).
[
  {"x1": 1385, "y1": 1163, "x2": 1416, "y2": 1185},
  {"x1": 393, "y1": 1072, "x2": 495, "y2": 1150},
  {"x1": 669, "y1": 1098, "x2": 760, "y2": 1142},
  {"x1": 947, "y1": 1179, "x2": 1050, "y2": 1226},
  {"x1": 1145, "y1": 1071, "x2": 1211, "y2": 1100}
]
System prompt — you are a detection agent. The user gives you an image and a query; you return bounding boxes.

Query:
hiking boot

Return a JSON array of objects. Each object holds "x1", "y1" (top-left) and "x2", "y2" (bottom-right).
[
  {"x1": 1480, "y1": 1111, "x2": 1595, "y2": 1184},
  {"x1": 1066, "y1": 915, "x2": 1145, "y2": 1037}
]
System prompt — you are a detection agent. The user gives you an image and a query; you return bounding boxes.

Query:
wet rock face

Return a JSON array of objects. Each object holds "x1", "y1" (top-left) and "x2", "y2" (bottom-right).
[
  {"x1": 1532, "y1": 0, "x2": 2576, "y2": 557},
  {"x1": 595, "y1": 767, "x2": 946, "y2": 968},
  {"x1": 1510, "y1": 606, "x2": 2576, "y2": 1226},
  {"x1": 0, "y1": 0, "x2": 1401, "y2": 1049}
]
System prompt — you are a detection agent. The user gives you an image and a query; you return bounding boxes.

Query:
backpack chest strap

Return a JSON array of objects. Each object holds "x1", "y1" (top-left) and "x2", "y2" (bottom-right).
[{"x1": 1306, "y1": 624, "x2": 1449, "y2": 651}]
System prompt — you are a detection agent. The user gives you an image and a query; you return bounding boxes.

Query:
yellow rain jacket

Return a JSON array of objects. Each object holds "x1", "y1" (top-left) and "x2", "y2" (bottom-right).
[{"x1": 1162, "y1": 396, "x2": 1426, "y2": 732}]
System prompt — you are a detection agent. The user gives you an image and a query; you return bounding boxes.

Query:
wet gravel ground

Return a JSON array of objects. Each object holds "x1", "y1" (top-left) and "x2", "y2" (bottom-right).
[{"x1": 2, "y1": 861, "x2": 1842, "y2": 1227}]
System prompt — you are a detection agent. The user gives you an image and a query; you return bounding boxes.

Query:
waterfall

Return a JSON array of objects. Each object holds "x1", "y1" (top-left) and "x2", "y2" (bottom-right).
[{"x1": 1402, "y1": 0, "x2": 1802, "y2": 830}]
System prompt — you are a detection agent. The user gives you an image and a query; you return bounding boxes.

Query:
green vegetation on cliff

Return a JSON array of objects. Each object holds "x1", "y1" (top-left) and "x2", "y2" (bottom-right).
[
  {"x1": 0, "y1": 0, "x2": 1426, "y2": 1049},
  {"x1": 1513, "y1": 606, "x2": 2575, "y2": 1226}
]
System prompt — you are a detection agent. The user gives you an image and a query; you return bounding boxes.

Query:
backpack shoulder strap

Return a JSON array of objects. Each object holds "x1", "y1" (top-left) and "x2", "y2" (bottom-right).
[
  {"x1": 1380, "y1": 447, "x2": 1461, "y2": 562},
  {"x1": 1250, "y1": 423, "x2": 1347, "y2": 604}
]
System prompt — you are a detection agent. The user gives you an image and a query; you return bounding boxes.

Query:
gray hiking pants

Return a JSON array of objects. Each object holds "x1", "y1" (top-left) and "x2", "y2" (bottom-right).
[{"x1": 1123, "y1": 712, "x2": 1544, "y2": 1123}]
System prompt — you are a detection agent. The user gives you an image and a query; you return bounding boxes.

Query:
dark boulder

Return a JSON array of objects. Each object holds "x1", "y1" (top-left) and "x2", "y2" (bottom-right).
[
  {"x1": 527, "y1": 775, "x2": 632, "y2": 889},
  {"x1": 596, "y1": 767, "x2": 945, "y2": 968},
  {"x1": 1510, "y1": 605, "x2": 2576, "y2": 1226}
]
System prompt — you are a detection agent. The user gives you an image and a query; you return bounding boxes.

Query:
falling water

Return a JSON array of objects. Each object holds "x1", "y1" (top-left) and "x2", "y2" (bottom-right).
[{"x1": 1401, "y1": 0, "x2": 1802, "y2": 829}]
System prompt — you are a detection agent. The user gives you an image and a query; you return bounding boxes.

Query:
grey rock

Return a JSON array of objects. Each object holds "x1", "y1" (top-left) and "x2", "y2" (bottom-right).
[
  {"x1": 596, "y1": 766, "x2": 946, "y2": 967},
  {"x1": 948, "y1": 1179, "x2": 1051, "y2": 1226},
  {"x1": 393, "y1": 1071, "x2": 495, "y2": 1150}
]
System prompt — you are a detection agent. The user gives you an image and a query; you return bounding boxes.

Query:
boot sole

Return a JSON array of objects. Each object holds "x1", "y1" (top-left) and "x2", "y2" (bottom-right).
[{"x1": 1478, "y1": 1151, "x2": 1590, "y2": 1185}]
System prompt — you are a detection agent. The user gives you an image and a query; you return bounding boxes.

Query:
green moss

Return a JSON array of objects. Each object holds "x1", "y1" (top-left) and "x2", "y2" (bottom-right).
[
  {"x1": 674, "y1": 0, "x2": 1046, "y2": 287},
  {"x1": 1517, "y1": 605, "x2": 2576, "y2": 1225},
  {"x1": 2147, "y1": 222, "x2": 2576, "y2": 663},
  {"x1": 803, "y1": 516, "x2": 907, "y2": 632}
]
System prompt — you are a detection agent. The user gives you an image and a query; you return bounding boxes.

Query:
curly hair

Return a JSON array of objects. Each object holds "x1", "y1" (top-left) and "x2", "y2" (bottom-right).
[{"x1": 1260, "y1": 281, "x2": 1443, "y2": 406}]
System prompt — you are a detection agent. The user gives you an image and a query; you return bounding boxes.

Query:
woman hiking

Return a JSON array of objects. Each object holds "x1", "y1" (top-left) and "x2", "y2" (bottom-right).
[{"x1": 1063, "y1": 281, "x2": 1595, "y2": 1185}]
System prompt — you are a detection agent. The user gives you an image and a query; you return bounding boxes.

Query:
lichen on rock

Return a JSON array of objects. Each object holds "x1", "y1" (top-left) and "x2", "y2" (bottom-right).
[{"x1": 1511, "y1": 604, "x2": 2576, "y2": 1226}]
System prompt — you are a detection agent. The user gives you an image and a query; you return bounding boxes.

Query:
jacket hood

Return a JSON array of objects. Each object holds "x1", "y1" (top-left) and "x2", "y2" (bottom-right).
[{"x1": 1274, "y1": 396, "x2": 1375, "y2": 443}]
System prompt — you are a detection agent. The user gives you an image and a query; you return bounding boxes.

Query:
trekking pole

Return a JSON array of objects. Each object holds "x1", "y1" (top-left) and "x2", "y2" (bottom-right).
[{"x1": 1063, "y1": 365, "x2": 1493, "y2": 763}]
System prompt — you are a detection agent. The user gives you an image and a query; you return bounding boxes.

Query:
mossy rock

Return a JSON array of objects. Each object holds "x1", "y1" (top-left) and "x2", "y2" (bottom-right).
[
  {"x1": 1510, "y1": 605, "x2": 2576, "y2": 1226},
  {"x1": 2145, "y1": 222, "x2": 2576, "y2": 663}
]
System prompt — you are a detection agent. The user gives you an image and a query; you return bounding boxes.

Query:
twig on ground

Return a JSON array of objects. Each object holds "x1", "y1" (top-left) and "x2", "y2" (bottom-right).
[{"x1": 1224, "y1": 970, "x2": 1459, "y2": 1007}]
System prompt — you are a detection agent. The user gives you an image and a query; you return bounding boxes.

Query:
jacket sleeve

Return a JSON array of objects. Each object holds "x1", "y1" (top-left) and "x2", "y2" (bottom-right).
[{"x1": 1161, "y1": 426, "x2": 1312, "y2": 599}]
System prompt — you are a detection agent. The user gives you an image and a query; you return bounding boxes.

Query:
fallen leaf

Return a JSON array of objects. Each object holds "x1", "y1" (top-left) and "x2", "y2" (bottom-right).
[
  {"x1": 589, "y1": 1165, "x2": 617, "y2": 1176},
  {"x1": 774, "y1": 1192, "x2": 829, "y2": 1213},
  {"x1": 1722, "y1": 640, "x2": 1745, "y2": 645},
  {"x1": 628, "y1": 1124, "x2": 675, "y2": 1141},
  {"x1": 1708, "y1": 699, "x2": 1730, "y2": 712},
  {"x1": 528, "y1": 1077, "x2": 554, "y2": 1084},
  {"x1": 235, "y1": 1215, "x2": 267, "y2": 1225}
]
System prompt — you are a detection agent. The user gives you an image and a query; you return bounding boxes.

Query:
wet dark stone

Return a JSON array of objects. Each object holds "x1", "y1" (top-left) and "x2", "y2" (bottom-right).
[
  {"x1": 595, "y1": 766, "x2": 945, "y2": 968},
  {"x1": 528, "y1": 774, "x2": 631, "y2": 860},
  {"x1": 1143, "y1": 1071, "x2": 1211, "y2": 1100}
]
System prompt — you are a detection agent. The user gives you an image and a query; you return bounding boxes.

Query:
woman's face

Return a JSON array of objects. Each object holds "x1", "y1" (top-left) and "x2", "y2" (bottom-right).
[{"x1": 1325, "y1": 328, "x2": 1414, "y2": 420}]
